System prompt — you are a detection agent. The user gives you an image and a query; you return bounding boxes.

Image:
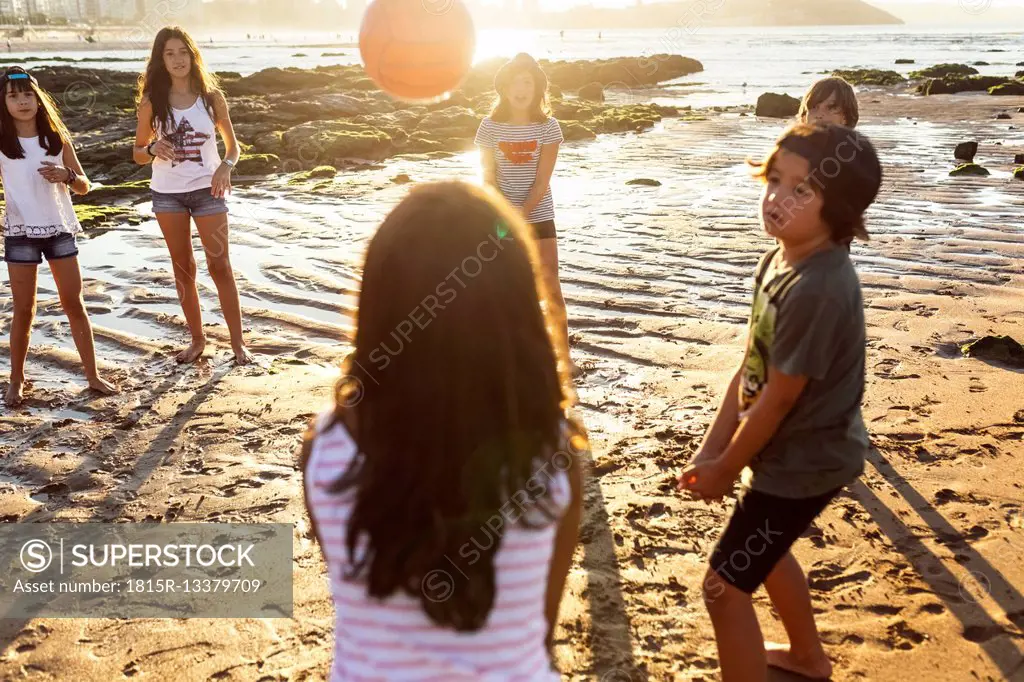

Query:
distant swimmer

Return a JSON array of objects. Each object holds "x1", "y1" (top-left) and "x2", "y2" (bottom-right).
[
  {"x1": 598, "y1": 31, "x2": 602, "y2": 39},
  {"x1": 560, "y1": 30, "x2": 564, "y2": 40}
]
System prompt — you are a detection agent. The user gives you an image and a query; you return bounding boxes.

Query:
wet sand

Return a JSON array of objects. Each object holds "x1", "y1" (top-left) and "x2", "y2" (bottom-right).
[{"x1": 0, "y1": 90, "x2": 1023, "y2": 680}]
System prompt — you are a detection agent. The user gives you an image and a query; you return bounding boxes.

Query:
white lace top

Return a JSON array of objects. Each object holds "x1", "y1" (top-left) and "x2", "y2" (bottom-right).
[{"x1": 0, "y1": 136, "x2": 81, "y2": 238}]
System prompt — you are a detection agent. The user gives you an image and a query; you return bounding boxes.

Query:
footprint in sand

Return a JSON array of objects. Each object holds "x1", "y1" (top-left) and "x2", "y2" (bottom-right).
[
  {"x1": 217, "y1": 478, "x2": 268, "y2": 497},
  {"x1": 887, "y1": 620, "x2": 928, "y2": 649},
  {"x1": 873, "y1": 358, "x2": 920, "y2": 380},
  {"x1": 807, "y1": 564, "x2": 873, "y2": 593},
  {"x1": 886, "y1": 431, "x2": 926, "y2": 444},
  {"x1": 934, "y1": 488, "x2": 965, "y2": 506}
]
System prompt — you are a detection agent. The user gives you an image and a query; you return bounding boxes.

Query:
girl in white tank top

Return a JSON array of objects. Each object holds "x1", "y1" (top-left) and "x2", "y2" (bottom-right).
[
  {"x1": 0, "y1": 67, "x2": 118, "y2": 406},
  {"x1": 149, "y1": 95, "x2": 222, "y2": 194},
  {"x1": 133, "y1": 27, "x2": 254, "y2": 366},
  {"x1": 301, "y1": 181, "x2": 585, "y2": 682}
]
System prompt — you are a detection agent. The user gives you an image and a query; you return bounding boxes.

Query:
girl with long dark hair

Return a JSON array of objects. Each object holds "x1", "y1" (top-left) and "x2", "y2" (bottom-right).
[
  {"x1": 0, "y1": 66, "x2": 118, "y2": 406},
  {"x1": 133, "y1": 25, "x2": 253, "y2": 365},
  {"x1": 302, "y1": 181, "x2": 584, "y2": 680}
]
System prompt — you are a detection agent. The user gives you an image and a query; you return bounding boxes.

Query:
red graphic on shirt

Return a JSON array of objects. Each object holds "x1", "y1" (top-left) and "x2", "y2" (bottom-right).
[
  {"x1": 166, "y1": 118, "x2": 210, "y2": 167},
  {"x1": 498, "y1": 139, "x2": 538, "y2": 165}
]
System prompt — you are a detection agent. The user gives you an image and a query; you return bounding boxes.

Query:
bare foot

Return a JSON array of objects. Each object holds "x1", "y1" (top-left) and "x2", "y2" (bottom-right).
[
  {"x1": 233, "y1": 345, "x2": 255, "y2": 365},
  {"x1": 4, "y1": 380, "x2": 24, "y2": 407},
  {"x1": 765, "y1": 642, "x2": 832, "y2": 680},
  {"x1": 87, "y1": 375, "x2": 119, "y2": 395},
  {"x1": 176, "y1": 338, "x2": 207, "y2": 364}
]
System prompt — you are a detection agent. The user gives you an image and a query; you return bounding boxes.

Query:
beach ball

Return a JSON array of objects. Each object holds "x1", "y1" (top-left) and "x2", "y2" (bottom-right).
[{"x1": 359, "y1": 0, "x2": 476, "y2": 101}]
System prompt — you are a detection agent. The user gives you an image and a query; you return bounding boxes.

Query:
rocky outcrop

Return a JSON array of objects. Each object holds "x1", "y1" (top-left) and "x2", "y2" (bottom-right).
[
  {"x1": 35, "y1": 57, "x2": 700, "y2": 184},
  {"x1": 78, "y1": 179, "x2": 151, "y2": 205},
  {"x1": 960, "y1": 335, "x2": 1024, "y2": 367},
  {"x1": 919, "y1": 76, "x2": 1013, "y2": 95},
  {"x1": 578, "y1": 82, "x2": 604, "y2": 102},
  {"x1": 561, "y1": 121, "x2": 597, "y2": 141},
  {"x1": 949, "y1": 163, "x2": 990, "y2": 177},
  {"x1": 278, "y1": 121, "x2": 393, "y2": 165},
  {"x1": 954, "y1": 141, "x2": 978, "y2": 162},
  {"x1": 909, "y1": 63, "x2": 979, "y2": 79},
  {"x1": 755, "y1": 92, "x2": 800, "y2": 118},
  {"x1": 832, "y1": 69, "x2": 904, "y2": 86},
  {"x1": 235, "y1": 154, "x2": 281, "y2": 175},
  {"x1": 990, "y1": 82, "x2": 1024, "y2": 96}
]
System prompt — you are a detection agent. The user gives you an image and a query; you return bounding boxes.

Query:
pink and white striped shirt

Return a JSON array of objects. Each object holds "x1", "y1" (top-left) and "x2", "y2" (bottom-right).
[{"x1": 305, "y1": 412, "x2": 569, "y2": 681}]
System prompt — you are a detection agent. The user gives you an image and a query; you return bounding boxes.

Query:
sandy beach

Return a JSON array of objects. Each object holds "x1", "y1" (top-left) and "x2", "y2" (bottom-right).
[{"x1": 0, "y1": 59, "x2": 1022, "y2": 682}]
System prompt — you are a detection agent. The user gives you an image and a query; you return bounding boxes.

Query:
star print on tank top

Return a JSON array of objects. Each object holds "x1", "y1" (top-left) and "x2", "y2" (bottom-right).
[
  {"x1": 166, "y1": 118, "x2": 211, "y2": 167},
  {"x1": 150, "y1": 97, "x2": 222, "y2": 194}
]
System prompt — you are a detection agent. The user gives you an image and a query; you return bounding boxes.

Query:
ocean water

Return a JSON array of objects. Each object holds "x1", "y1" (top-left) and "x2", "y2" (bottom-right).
[
  {"x1": 1, "y1": 24, "x2": 1022, "y2": 400},
  {"x1": 8, "y1": 26, "x2": 1024, "y2": 108}
]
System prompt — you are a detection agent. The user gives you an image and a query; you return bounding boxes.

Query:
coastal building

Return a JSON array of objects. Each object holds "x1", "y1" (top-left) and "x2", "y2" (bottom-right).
[
  {"x1": 24, "y1": 0, "x2": 47, "y2": 19},
  {"x1": 0, "y1": 0, "x2": 27, "y2": 22},
  {"x1": 46, "y1": 0, "x2": 85, "y2": 21},
  {"x1": 98, "y1": 0, "x2": 136, "y2": 21}
]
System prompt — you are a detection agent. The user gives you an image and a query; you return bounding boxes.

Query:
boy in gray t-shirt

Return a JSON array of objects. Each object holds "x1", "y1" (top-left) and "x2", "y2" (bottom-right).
[{"x1": 679, "y1": 124, "x2": 882, "y2": 682}]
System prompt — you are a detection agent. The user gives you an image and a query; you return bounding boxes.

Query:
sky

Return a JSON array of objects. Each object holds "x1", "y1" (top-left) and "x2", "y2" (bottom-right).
[
  {"x1": 525, "y1": 0, "x2": 1024, "y2": 24},
  {"x1": 874, "y1": 0, "x2": 1024, "y2": 24},
  {"x1": 877, "y1": 0, "x2": 1024, "y2": 3}
]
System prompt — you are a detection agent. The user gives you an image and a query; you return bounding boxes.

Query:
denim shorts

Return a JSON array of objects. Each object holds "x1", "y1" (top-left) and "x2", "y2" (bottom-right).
[
  {"x1": 151, "y1": 189, "x2": 228, "y2": 217},
  {"x1": 4, "y1": 232, "x2": 79, "y2": 264}
]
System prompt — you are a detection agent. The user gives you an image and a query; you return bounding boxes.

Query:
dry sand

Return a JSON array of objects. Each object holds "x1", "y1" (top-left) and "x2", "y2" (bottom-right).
[{"x1": 0, "y1": 90, "x2": 1022, "y2": 680}]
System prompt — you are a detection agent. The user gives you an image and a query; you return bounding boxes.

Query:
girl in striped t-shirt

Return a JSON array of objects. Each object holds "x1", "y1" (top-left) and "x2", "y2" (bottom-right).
[
  {"x1": 474, "y1": 53, "x2": 577, "y2": 374},
  {"x1": 302, "y1": 181, "x2": 585, "y2": 681}
]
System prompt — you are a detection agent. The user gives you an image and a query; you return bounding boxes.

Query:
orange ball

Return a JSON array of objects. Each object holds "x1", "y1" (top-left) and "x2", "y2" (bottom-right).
[{"x1": 359, "y1": 0, "x2": 476, "y2": 101}]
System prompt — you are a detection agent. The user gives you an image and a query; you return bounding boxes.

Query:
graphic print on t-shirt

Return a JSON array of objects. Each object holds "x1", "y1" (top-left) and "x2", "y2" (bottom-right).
[
  {"x1": 739, "y1": 253, "x2": 800, "y2": 414},
  {"x1": 739, "y1": 288, "x2": 778, "y2": 413},
  {"x1": 498, "y1": 139, "x2": 538, "y2": 165},
  {"x1": 166, "y1": 118, "x2": 211, "y2": 167}
]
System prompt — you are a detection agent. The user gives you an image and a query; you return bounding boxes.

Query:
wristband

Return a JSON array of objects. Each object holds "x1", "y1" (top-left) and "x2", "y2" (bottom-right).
[
  {"x1": 64, "y1": 167, "x2": 76, "y2": 186},
  {"x1": 146, "y1": 141, "x2": 156, "y2": 157}
]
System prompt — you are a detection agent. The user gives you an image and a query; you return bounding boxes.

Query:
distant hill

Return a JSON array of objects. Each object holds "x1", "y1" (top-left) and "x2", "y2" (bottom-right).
[
  {"x1": 876, "y1": 2, "x2": 1024, "y2": 25},
  {"x1": 513, "y1": 0, "x2": 904, "y2": 29},
  {"x1": 709, "y1": 0, "x2": 904, "y2": 26}
]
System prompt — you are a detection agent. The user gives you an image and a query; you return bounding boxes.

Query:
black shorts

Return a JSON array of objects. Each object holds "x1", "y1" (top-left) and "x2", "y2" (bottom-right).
[
  {"x1": 709, "y1": 486, "x2": 841, "y2": 594},
  {"x1": 530, "y1": 220, "x2": 556, "y2": 240}
]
